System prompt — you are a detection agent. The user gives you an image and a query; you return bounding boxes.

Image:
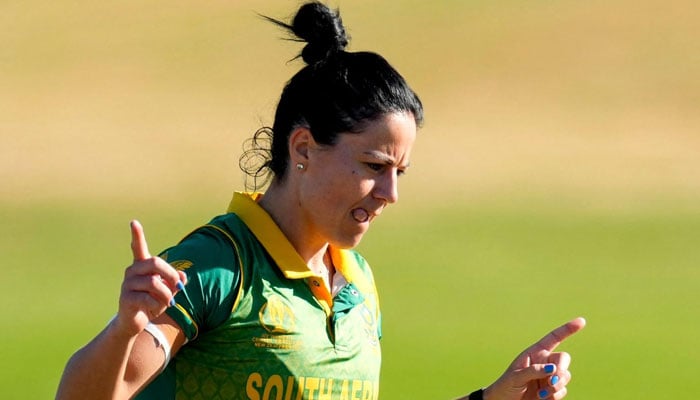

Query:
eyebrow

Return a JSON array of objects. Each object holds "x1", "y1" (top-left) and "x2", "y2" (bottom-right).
[{"x1": 363, "y1": 151, "x2": 411, "y2": 168}]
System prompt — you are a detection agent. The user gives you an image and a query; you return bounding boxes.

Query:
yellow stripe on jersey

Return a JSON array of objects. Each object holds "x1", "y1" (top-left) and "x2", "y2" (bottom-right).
[{"x1": 201, "y1": 223, "x2": 247, "y2": 315}]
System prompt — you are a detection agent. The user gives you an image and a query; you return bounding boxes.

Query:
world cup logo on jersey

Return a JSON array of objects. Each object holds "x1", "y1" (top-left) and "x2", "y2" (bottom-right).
[
  {"x1": 360, "y1": 300, "x2": 380, "y2": 347},
  {"x1": 259, "y1": 294, "x2": 296, "y2": 334}
]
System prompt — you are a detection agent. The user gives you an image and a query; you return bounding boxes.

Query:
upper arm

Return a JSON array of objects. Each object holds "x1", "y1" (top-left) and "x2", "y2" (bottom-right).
[
  {"x1": 125, "y1": 313, "x2": 187, "y2": 394},
  {"x1": 160, "y1": 224, "x2": 242, "y2": 339}
]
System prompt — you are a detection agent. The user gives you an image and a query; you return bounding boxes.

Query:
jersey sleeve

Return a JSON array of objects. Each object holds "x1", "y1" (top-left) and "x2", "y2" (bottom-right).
[{"x1": 159, "y1": 226, "x2": 241, "y2": 341}]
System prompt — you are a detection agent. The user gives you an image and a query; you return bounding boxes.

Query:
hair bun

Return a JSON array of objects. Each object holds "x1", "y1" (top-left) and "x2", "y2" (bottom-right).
[{"x1": 287, "y1": 2, "x2": 349, "y2": 64}]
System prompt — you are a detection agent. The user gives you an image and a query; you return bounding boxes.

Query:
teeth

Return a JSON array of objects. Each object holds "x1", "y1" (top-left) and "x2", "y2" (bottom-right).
[{"x1": 352, "y1": 208, "x2": 369, "y2": 223}]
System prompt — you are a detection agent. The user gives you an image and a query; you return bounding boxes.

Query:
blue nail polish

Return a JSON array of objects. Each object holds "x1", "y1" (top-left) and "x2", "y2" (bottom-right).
[
  {"x1": 544, "y1": 364, "x2": 555, "y2": 374},
  {"x1": 538, "y1": 389, "x2": 549, "y2": 399},
  {"x1": 550, "y1": 375, "x2": 560, "y2": 385},
  {"x1": 176, "y1": 281, "x2": 186, "y2": 291},
  {"x1": 169, "y1": 298, "x2": 176, "y2": 307}
]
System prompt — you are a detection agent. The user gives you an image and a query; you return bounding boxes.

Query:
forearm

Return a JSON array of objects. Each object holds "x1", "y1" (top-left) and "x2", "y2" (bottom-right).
[{"x1": 56, "y1": 319, "x2": 139, "y2": 400}]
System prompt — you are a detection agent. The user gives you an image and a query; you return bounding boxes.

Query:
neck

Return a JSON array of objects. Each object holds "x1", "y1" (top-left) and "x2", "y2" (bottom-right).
[{"x1": 259, "y1": 182, "x2": 330, "y2": 273}]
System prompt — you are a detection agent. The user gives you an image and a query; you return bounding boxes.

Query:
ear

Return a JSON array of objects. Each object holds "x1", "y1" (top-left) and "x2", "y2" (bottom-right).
[{"x1": 288, "y1": 126, "x2": 313, "y2": 166}]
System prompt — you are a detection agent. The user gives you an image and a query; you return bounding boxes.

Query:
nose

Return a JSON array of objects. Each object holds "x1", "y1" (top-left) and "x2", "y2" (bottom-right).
[{"x1": 374, "y1": 169, "x2": 399, "y2": 204}]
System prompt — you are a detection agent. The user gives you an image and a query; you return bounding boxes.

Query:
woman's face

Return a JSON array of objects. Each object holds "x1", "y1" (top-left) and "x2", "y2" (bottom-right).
[{"x1": 298, "y1": 111, "x2": 417, "y2": 249}]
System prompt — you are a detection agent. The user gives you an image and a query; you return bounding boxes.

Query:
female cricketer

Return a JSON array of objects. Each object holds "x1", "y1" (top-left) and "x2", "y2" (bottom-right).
[{"x1": 57, "y1": 2, "x2": 585, "y2": 399}]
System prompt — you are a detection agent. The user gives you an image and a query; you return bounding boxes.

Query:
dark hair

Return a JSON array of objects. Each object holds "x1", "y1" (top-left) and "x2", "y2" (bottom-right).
[{"x1": 240, "y1": 1, "x2": 423, "y2": 190}]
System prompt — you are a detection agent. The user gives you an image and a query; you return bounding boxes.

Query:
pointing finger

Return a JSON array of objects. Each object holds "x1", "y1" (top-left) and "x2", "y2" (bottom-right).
[
  {"x1": 533, "y1": 317, "x2": 586, "y2": 353},
  {"x1": 130, "y1": 220, "x2": 151, "y2": 261}
]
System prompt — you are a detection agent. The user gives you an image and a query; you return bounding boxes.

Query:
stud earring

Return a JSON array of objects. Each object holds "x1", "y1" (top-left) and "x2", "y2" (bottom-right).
[{"x1": 296, "y1": 163, "x2": 305, "y2": 170}]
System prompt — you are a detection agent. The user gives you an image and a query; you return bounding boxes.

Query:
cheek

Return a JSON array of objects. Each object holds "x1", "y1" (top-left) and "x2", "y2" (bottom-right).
[
  {"x1": 323, "y1": 170, "x2": 369, "y2": 204},
  {"x1": 312, "y1": 173, "x2": 350, "y2": 202},
  {"x1": 308, "y1": 160, "x2": 370, "y2": 203}
]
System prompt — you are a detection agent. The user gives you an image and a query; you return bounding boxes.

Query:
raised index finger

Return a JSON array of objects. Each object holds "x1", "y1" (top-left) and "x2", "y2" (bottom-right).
[
  {"x1": 130, "y1": 220, "x2": 151, "y2": 261},
  {"x1": 534, "y1": 317, "x2": 586, "y2": 352}
]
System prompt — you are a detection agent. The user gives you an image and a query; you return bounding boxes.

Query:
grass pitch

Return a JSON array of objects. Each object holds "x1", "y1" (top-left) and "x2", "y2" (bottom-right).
[
  {"x1": 2, "y1": 203, "x2": 699, "y2": 399},
  {"x1": 2, "y1": 0, "x2": 699, "y2": 398}
]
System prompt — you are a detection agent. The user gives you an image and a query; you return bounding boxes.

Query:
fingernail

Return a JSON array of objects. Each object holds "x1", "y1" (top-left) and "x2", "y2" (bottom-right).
[
  {"x1": 538, "y1": 389, "x2": 549, "y2": 399},
  {"x1": 169, "y1": 298, "x2": 176, "y2": 307},
  {"x1": 550, "y1": 375, "x2": 559, "y2": 385},
  {"x1": 176, "y1": 281, "x2": 186, "y2": 291},
  {"x1": 544, "y1": 364, "x2": 555, "y2": 374}
]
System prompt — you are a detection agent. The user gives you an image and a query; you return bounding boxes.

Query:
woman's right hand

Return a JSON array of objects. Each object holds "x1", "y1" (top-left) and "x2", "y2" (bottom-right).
[
  {"x1": 57, "y1": 220, "x2": 188, "y2": 400},
  {"x1": 113, "y1": 220, "x2": 187, "y2": 338}
]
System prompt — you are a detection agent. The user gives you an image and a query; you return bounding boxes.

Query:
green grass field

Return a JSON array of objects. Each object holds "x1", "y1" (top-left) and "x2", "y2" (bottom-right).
[
  {"x1": 3, "y1": 203, "x2": 699, "y2": 398},
  {"x1": 2, "y1": 0, "x2": 699, "y2": 398}
]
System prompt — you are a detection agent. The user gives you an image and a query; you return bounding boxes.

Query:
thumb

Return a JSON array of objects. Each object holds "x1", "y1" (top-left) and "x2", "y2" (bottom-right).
[
  {"x1": 511, "y1": 363, "x2": 557, "y2": 387},
  {"x1": 130, "y1": 220, "x2": 151, "y2": 261}
]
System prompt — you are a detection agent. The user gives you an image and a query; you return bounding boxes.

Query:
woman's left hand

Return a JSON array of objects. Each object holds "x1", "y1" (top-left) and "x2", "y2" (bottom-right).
[{"x1": 483, "y1": 317, "x2": 586, "y2": 400}]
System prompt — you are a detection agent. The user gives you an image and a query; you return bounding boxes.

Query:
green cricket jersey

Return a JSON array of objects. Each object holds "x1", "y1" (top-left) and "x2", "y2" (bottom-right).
[{"x1": 136, "y1": 192, "x2": 382, "y2": 400}]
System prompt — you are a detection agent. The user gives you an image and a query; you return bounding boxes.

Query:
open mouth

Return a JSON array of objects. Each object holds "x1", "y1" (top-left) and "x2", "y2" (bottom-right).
[{"x1": 351, "y1": 208, "x2": 370, "y2": 223}]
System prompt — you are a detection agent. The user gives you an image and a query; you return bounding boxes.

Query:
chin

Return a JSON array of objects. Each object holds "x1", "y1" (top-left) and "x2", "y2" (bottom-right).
[{"x1": 333, "y1": 234, "x2": 365, "y2": 250}]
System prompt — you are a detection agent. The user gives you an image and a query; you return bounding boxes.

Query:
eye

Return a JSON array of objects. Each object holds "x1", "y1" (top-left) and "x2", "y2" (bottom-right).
[
  {"x1": 366, "y1": 163, "x2": 383, "y2": 172},
  {"x1": 397, "y1": 168, "x2": 407, "y2": 177}
]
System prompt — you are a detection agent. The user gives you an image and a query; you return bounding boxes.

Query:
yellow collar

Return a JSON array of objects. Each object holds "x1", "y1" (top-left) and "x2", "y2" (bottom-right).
[{"x1": 226, "y1": 191, "x2": 371, "y2": 294}]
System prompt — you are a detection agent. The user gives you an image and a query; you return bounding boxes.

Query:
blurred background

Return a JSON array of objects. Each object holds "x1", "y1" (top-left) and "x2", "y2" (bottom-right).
[{"x1": 1, "y1": 0, "x2": 699, "y2": 398}]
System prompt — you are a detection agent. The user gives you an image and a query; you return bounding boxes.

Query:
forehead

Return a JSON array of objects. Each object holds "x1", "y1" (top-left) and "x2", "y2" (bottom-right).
[{"x1": 336, "y1": 112, "x2": 417, "y2": 161}]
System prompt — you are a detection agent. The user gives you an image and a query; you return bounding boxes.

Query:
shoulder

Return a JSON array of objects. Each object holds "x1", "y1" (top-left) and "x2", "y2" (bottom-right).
[
  {"x1": 159, "y1": 213, "x2": 249, "y2": 269},
  {"x1": 347, "y1": 250, "x2": 375, "y2": 280},
  {"x1": 161, "y1": 214, "x2": 252, "y2": 338}
]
